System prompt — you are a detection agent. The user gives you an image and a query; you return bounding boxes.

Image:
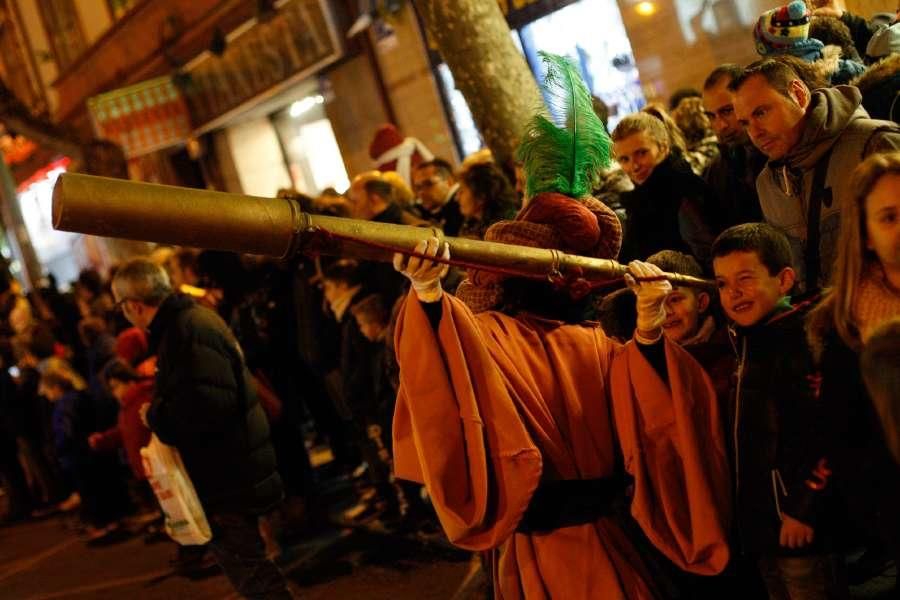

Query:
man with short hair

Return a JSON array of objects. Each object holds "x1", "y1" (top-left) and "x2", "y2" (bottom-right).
[
  {"x1": 732, "y1": 58, "x2": 900, "y2": 293},
  {"x1": 112, "y1": 258, "x2": 293, "y2": 599},
  {"x1": 411, "y1": 159, "x2": 464, "y2": 236},
  {"x1": 346, "y1": 173, "x2": 404, "y2": 224},
  {"x1": 702, "y1": 64, "x2": 767, "y2": 230},
  {"x1": 344, "y1": 173, "x2": 408, "y2": 303}
]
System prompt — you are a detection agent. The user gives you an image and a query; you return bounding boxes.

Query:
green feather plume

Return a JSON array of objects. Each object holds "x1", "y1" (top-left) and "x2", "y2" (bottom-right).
[{"x1": 517, "y1": 52, "x2": 611, "y2": 200}]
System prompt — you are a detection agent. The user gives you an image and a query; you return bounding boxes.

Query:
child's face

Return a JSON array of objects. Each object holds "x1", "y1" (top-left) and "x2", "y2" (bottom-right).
[
  {"x1": 714, "y1": 251, "x2": 794, "y2": 327},
  {"x1": 662, "y1": 287, "x2": 710, "y2": 343},
  {"x1": 865, "y1": 174, "x2": 900, "y2": 276}
]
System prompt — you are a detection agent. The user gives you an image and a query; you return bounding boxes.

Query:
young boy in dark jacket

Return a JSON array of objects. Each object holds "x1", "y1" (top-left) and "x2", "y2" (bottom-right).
[{"x1": 711, "y1": 223, "x2": 844, "y2": 598}]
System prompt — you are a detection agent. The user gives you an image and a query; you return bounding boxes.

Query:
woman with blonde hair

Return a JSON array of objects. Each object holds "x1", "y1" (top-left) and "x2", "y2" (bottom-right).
[
  {"x1": 612, "y1": 110, "x2": 716, "y2": 263},
  {"x1": 807, "y1": 151, "x2": 900, "y2": 593}
]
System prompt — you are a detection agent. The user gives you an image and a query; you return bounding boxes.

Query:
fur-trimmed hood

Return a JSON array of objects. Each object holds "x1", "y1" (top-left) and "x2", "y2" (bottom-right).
[{"x1": 852, "y1": 53, "x2": 900, "y2": 93}]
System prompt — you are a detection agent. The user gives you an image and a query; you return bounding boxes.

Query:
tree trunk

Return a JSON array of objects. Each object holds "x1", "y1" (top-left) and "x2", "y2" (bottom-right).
[{"x1": 412, "y1": 0, "x2": 542, "y2": 166}]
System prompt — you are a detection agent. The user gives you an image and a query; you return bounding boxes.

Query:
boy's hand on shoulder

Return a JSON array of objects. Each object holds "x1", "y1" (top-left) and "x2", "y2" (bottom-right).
[{"x1": 779, "y1": 514, "x2": 815, "y2": 548}]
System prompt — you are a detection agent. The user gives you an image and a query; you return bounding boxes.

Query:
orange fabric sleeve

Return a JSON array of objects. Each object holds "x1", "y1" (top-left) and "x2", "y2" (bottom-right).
[
  {"x1": 392, "y1": 291, "x2": 543, "y2": 551},
  {"x1": 611, "y1": 339, "x2": 731, "y2": 575}
]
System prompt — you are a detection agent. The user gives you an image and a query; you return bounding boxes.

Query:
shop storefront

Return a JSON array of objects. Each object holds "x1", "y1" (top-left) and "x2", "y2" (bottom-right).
[
  {"x1": 178, "y1": 0, "x2": 348, "y2": 198},
  {"x1": 86, "y1": 0, "x2": 351, "y2": 198},
  {"x1": 15, "y1": 158, "x2": 85, "y2": 286}
]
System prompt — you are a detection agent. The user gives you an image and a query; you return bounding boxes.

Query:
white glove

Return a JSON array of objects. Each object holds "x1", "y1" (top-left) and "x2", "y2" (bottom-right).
[
  {"x1": 624, "y1": 260, "x2": 672, "y2": 344},
  {"x1": 393, "y1": 237, "x2": 450, "y2": 303}
]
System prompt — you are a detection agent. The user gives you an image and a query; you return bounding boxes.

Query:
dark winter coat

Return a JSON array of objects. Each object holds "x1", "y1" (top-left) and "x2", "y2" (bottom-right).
[
  {"x1": 619, "y1": 154, "x2": 716, "y2": 265},
  {"x1": 814, "y1": 332, "x2": 900, "y2": 557},
  {"x1": 852, "y1": 54, "x2": 900, "y2": 123},
  {"x1": 338, "y1": 296, "x2": 378, "y2": 421},
  {"x1": 362, "y1": 204, "x2": 409, "y2": 303},
  {"x1": 703, "y1": 143, "x2": 766, "y2": 231},
  {"x1": 415, "y1": 189, "x2": 465, "y2": 237},
  {"x1": 147, "y1": 294, "x2": 282, "y2": 514},
  {"x1": 842, "y1": 11, "x2": 876, "y2": 60},
  {"x1": 727, "y1": 300, "x2": 832, "y2": 555}
]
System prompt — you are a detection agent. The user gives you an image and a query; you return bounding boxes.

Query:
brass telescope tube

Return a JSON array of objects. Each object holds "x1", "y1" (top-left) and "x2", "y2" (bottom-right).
[{"x1": 52, "y1": 173, "x2": 713, "y2": 290}]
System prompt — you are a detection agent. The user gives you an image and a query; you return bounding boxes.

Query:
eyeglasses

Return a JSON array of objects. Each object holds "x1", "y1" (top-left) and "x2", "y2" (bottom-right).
[{"x1": 113, "y1": 297, "x2": 137, "y2": 312}]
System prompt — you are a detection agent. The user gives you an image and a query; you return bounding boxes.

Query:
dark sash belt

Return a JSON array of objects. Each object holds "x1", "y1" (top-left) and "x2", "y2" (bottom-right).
[{"x1": 516, "y1": 475, "x2": 626, "y2": 534}]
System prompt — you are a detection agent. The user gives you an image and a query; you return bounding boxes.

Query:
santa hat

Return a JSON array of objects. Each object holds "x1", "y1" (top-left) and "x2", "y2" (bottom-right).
[
  {"x1": 754, "y1": 1, "x2": 824, "y2": 61},
  {"x1": 368, "y1": 124, "x2": 434, "y2": 186}
]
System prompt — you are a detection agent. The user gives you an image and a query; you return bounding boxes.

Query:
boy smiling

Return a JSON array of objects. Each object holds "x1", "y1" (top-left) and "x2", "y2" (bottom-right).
[{"x1": 711, "y1": 223, "x2": 844, "y2": 598}]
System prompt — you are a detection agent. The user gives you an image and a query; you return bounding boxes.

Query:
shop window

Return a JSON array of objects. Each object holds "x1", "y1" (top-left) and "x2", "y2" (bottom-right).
[
  {"x1": 436, "y1": 0, "x2": 643, "y2": 157},
  {"x1": 517, "y1": 0, "x2": 644, "y2": 130},
  {"x1": 17, "y1": 159, "x2": 82, "y2": 287},
  {"x1": 673, "y1": 0, "x2": 764, "y2": 46},
  {"x1": 272, "y1": 93, "x2": 350, "y2": 195},
  {"x1": 37, "y1": 0, "x2": 86, "y2": 71},
  {"x1": 436, "y1": 64, "x2": 483, "y2": 159}
]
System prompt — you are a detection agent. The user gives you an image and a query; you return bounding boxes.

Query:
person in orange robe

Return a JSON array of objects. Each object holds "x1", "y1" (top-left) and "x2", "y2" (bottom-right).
[{"x1": 391, "y1": 219, "x2": 731, "y2": 599}]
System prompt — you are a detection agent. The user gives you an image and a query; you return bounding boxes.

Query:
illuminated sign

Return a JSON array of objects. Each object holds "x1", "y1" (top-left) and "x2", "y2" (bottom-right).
[{"x1": 87, "y1": 76, "x2": 191, "y2": 158}]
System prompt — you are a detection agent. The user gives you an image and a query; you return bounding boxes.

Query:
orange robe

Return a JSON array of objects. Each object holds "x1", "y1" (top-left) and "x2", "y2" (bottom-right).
[{"x1": 393, "y1": 291, "x2": 730, "y2": 599}]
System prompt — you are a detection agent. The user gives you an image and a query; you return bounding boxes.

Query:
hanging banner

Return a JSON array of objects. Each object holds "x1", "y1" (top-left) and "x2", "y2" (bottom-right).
[
  {"x1": 179, "y1": 0, "x2": 341, "y2": 134},
  {"x1": 87, "y1": 76, "x2": 191, "y2": 158}
]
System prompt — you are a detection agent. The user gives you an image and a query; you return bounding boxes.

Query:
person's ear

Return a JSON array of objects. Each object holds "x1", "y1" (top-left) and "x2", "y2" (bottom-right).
[
  {"x1": 657, "y1": 140, "x2": 670, "y2": 158},
  {"x1": 697, "y1": 291, "x2": 711, "y2": 314},
  {"x1": 788, "y1": 80, "x2": 810, "y2": 110},
  {"x1": 777, "y1": 267, "x2": 797, "y2": 294}
]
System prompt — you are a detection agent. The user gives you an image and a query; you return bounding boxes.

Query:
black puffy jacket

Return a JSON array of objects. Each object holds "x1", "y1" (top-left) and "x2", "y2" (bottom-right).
[{"x1": 147, "y1": 294, "x2": 282, "y2": 514}]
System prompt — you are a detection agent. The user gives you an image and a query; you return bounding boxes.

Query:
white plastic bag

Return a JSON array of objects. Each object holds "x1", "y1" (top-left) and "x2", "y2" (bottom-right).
[{"x1": 140, "y1": 434, "x2": 212, "y2": 545}]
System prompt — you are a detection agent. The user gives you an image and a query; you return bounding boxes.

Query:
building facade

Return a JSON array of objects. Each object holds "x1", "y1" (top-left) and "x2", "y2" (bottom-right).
[{"x1": 0, "y1": 0, "x2": 895, "y2": 284}]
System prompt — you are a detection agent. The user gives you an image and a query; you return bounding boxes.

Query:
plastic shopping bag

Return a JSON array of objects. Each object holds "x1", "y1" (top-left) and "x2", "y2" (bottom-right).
[{"x1": 140, "y1": 434, "x2": 212, "y2": 545}]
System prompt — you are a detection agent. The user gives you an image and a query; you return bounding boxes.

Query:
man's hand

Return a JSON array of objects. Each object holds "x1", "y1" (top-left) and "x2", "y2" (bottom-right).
[
  {"x1": 625, "y1": 261, "x2": 672, "y2": 344},
  {"x1": 811, "y1": 0, "x2": 845, "y2": 17},
  {"x1": 87, "y1": 433, "x2": 102, "y2": 451},
  {"x1": 393, "y1": 237, "x2": 450, "y2": 303},
  {"x1": 780, "y1": 514, "x2": 815, "y2": 548}
]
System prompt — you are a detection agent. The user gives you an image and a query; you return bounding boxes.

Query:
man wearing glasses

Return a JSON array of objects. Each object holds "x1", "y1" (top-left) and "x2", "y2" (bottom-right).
[
  {"x1": 411, "y1": 158, "x2": 464, "y2": 237},
  {"x1": 112, "y1": 258, "x2": 293, "y2": 599}
]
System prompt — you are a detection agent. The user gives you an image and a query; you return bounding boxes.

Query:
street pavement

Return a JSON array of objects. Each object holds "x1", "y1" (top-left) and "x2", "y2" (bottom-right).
[
  {"x1": 0, "y1": 513, "x2": 478, "y2": 599},
  {"x1": 2, "y1": 509, "x2": 893, "y2": 599}
]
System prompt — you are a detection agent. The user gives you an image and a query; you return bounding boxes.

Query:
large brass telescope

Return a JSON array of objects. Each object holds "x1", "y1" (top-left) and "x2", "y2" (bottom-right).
[{"x1": 52, "y1": 173, "x2": 713, "y2": 290}]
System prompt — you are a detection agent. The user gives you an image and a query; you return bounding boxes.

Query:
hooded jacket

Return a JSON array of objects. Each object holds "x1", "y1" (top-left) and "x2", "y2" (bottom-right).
[{"x1": 756, "y1": 86, "x2": 900, "y2": 290}]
